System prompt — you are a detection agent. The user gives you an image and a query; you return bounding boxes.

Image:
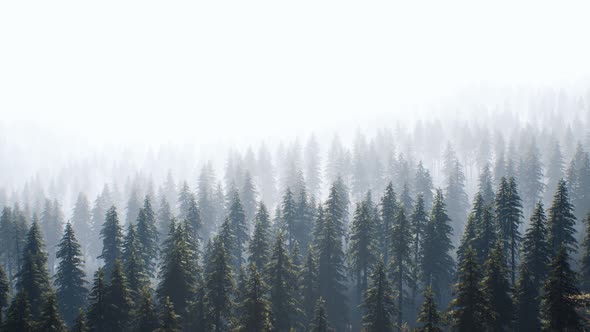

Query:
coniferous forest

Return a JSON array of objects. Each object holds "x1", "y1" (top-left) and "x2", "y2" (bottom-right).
[{"x1": 1, "y1": 93, "x2": 590, "y2": 331}]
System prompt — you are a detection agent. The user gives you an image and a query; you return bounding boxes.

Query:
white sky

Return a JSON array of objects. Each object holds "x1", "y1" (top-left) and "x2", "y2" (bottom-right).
[{"x1": 1, "y1": 1, "x2": 590, "y2": 146}]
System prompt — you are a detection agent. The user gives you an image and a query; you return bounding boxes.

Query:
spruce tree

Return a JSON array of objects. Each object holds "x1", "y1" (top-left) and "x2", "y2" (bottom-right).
[
  {"x1": 266, "y1": 233, "x2": 299, "y2": 331},
  {"x1": 98, "y1": 206, "x2": 123, "y2": 280},
  {"x1": 71, "y1": 193, "x2": 93, "y2": 259},
  {"x1": 228, "y1": 190, "x2": 249, "y2": 269},
  {"x1": 87, "y1": 268, "x2": 106, "y2": 332},
  {"x1": 410, "y1": 194, "x2": 428, "y2": 303},
  {"x1": 472, "y1": 206, "x2": 496, "y2": 265},
  {"x1": 420, "y1": 190, "x2": 454, "y2": 305},
  {"x1": 54, "y1": 223, "x2": 88, "y2": 326},
  {"x1": 481, "y1": 241, "x2": 513, "y2": 331},
  {"x1": 155, "y1": 297, "x2": 181, "y2": 332},
  {"x1": 302, "y1": 248, "x2": 319, "y2": 327},
  {"x1": 281, "y1": 188, "x2": 297, "y2": 249},
  {"x1": 177, "y1": 182, "x2": 193, "y2": 221},
  {"x1": 380, "y1": 182, "x2": 397, "y2": 264},
  {"x1": 17, "y1": 221, "x2": 52, "y2": 319},
  {"x1": 136, "y1": 195, "x2": 159, "y2": 274},
  {"x1": 390, "y1": 208, "x2": 413, "y2": 329},
  {"x1": 309, "y1": 297, "x2": 332, "y2": 332},
  {"x1": 541, "y1": 246, "x2": 582, "y2": 331},
  {"x1": 134, "y1": 288, "x2": 159, "y2": 332},
  {"x1": 37, "y1": 292, "x2": 67, "y2": 332},
  {"x1": 294, "y1": 187, "x2": 314, "y2": 254},
  {"x1": 449, "y1": 247, "x2": 490, "y2": 331},
  {"x1": 184, "y1": 194, "x2": 202, "y2": 242},
  {"x1": 361, "y1": 260, "x2": 396, "y2": 332},
  {"x1": 103, "y1": 260, "x2": 133, "y2": 332},
  {"x1": 184, "y1": 279, "x2": 208, "y2": 332},
  {"x1": 71, "y1": 309, "x2": 89, "y2": 332},
  {"x1": 240, "y1": 171, "x2": 258, "y2": 226},
  {"x1": 456, "y1": 194, "x2": 481, "y2": 265},
  {"x1": 0, "y1": 265, "x2": 9, "y2": 326},
  {"x1": 414, "y1": 161, "x2": 434, "y2": 210},
  {"x1": 122, "y1": 223, "x2": 149, "y2": 303},
  {"x1": 205, "y1": 237, "x2": 234, "y2": 332},
  {"x1": 237, "y1": 263, "x2": 273, "y2": 332},
  {"x1": 157, "y1": 197, "x2": 173, "y2": 246},
  {"x1": 416, "y1": 286, "x2": 443, "y2": 332},
  {"x1": 515, "y1": 265, "x2": 541, "y2": 332},
  {"x1": 547, "y1": 179, "x2": 578, "y2": 256},
  {"x1": 495, "y1": 176, "x2": 523, "y2": 285},
  {"x1": 580, "y1": 212, "x2": 590, "y2": 292},
  {"x1": 2, "y1": 291, "x2": 33, "y2": 332},
  {"x1": 248, "y1": 203, "x2": 271, "y2": 272}
]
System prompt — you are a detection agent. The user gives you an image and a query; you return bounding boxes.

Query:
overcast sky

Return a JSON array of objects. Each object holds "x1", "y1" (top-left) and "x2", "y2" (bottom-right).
[{"x1": 1, "y1": 1, "x2": 590, "y2": 147}]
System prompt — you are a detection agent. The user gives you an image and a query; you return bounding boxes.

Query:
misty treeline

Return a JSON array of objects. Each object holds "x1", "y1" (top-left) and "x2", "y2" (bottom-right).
[{"x1": 1, "y1": 94, "x2": 590, "y2": 331}]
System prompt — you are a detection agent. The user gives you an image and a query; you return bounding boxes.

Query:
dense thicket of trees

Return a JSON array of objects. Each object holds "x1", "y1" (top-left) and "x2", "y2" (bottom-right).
[{"x1": 2, "y1": 109, "x2": 590, "y2": 331}]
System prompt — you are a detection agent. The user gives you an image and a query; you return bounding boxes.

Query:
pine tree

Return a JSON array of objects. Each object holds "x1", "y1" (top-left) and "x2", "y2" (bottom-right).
[
  {"x1": 122, "y1": 223, "x2": 149, "y2": 303},
  {"x1": 103, "y1": 260, "x2": 133, "y2": 332},
  {"x1": 266, "y1": 233, "x2": 299, "y2": 331},
  {"x1": 580, "y1": 212, "x2": 590, "y2": 292},
  {"x1": 54, "y1": 223, "x2": 88, "y2": 326},
  {"x1": 98, "y1": 206, "x2": 123, "y2": 280},
  {"x1": 495, "y1": 176, "x2": 523, "y2": 285},
  {"x1": 380, "y1": 182, "x2": 397, "y2": 264},
  {"x1": 17, "y1": 220, "x2": 52, "y2": 319},
  {"x1": 309, "y1": 297, "x2": 332, "y2": 332},
  {"x1": 481, "y1": 241, "x2": 513, "y2": 331},
  {"x1": 2, "y1": 291, "x2": 33, "y2": 332},
  {"x1": 155, "y1": 297, "x2": 181, "y2": 332},
  {"x1": 37, "y1": 292, "x2": 67, "y2": 332},
  {"x1": 71, "y1": 309, "x2": 89, "y2": 332},
  {"x1": 547, "y1": 179, "x2": 578, "y2": 256},
  {"x1": 134, "y1": 289, "x2": 159, "y2": 332},
  {"x1": 420, "y1": 190, "x2": 454, "y2": 306},
  {"x1": 390, "y1": 208, "x2": 413, "y2": 329},
  {"x1": 449, "y1": 247, "x2": 490, "y2": 331},
  {"x1": 415, "y1": 286, "x2": 443, "y2": 332},
  {"x1": 361, "y1": 260, "x2": 396, "y2": 332},
  {"x1": 347, "y1": 200, "x2": 377, "y2": 315},
  {"x1": 205, "y1": 237, "x2": 235, "y2": 332},
  {"x1": 87, "y1": 268, "x2": 107, "y2": 332},
  {"x1": 136, "y1": 195, "x2": 159, "y2": 274},
  {"x1": 228, "y1": 190, "x2": 249, "y2": 269},
  {"x1": 541, "y1": 246, "x2": 582, "y2": 331},
  {"x1": 248, "y1": 203, "x2": 271, "y2": 272},
  {"x1": 237, "y1": 263, "x2": 273, "y2": 332},
  {"x1": 0, "y1": 265, "x2": 9, "y2": 326}
]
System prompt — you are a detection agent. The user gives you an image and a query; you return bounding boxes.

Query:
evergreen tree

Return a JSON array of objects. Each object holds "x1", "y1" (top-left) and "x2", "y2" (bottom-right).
[
  {"x1": 247, "y1": 203, "x2": 271, "y2": 272},
  {"x1": 177, "y1": 182, "x2": 193, "y2": 221},
  {"x1": 541, "y1": 246, "x2": 582, "y2": 331},
  {"x1": 302, "y1": 248, "x2": 319, "y2": 327},
  {"x1": 205, "y1": 237, "x2": 234, "y2": 332},
  {"x1": 98, "y1": 206, "x2": 123, "y2": 280},
  {"x1": 414, "y1": 161, "x2": 434, "y2": 210},
  {"x1": 157, "y1": 197, "x2": 173, "y2": 246},
  {"x1": 103, "y1": 260, "x2": 133, "y2": 332},
  {"x1": 545, "y1": 141, "x2": 565, "y2": 205},
  {"x1": 240, "y1": 171, "x2": 258, "y2": 226},
  {"x1": 54, "y1": 223, "x2": 88, "y2": 326},
  {"x1": 266, "y1": 233, "x2": 299, "y2": 331},
  {"x1": 390, "y1": 208, "x2": 413, "y2": 329},
  {"x1": 518, "y1": 141, "x2": 545, "y2": 215},
  {"x1": 347, "y1": 200, "x2": 377, "y2": 314},
  {"x1": 415, "y1": 286, "x2": 443, "y2": 332},
  {"x1": 420, "y1": 190, "x2": 454, "y2": 305},
  {"x1": 580, "y1": 212, "x2": 590, "y2": 292},
  {"x1": 472, "y1": 206, "x2": 496, "y2": 265},
  {"x1": 495, "y1": 176, "x2": 523, "y2": 285},
  {"x1": 71, "y1": 193, "x2": 93, "y2": 258},
  {"x1": 309, "y1": 297, "x2": 332, "y2": 332},
  {"x1": 134, "y1": 289, "x2": 159, "y2": 332},
  {"x1": 17, "y1": 220, "x2": 52, "y2": 319},
  {"x1": 449, "y1": 247, "x2": 490, "y2": 332},
  {"x1": 410, "y1": 194, "x2": 428, "y2": 304},
  {"x1": 71, "y1": 309, "x2": 89, "y2": 332},
  {"x1": 184, "y1": 194, "x2": 201, "y2": 242},
  {"x1": 136, "y1": 195, "x2": 159, "y2": 274},
  {"x1": 281, "y1": 188, "x2": 297, "y2": 249},
  {"x1": 41, "y1": 199, "x2": 64, "y2": 274},
  {"x1": 379, "y1": 182, "x2": 397, "y2": 266},
  {"x1": 237, "y1": 263, "x2": 273, "y2": 332},
  {"x1": 444, "y1": 146, "x2": 469, "y2": 244},
  {"x1": 515, "y1": 265, "x2": 541, "y2": 332},
  {"x1": 155, "y1": 297, "x2": 181, "y2": 332},
  {"x1": 456, "y1": 193, "x2": 484, "y2": 265},
  {"x1": 361, "y1": 260, "x2": 396, "y2": 332},
  {"x1": 37, "y1": 292, "x2": 67, "y2": 332},
  {"x1": 2, "y1": 291, "x2": 33, "y2": 332},
  {"x1": 184, "y1": 279, "x2": 208, "y2": 332},
  {"x1": 547, "y1": 179, "x2": 578, "y2": 256},
  {"x1": 478, "y1": 163, "x2": 495, "y2": 206},
  {"x1": 0, "y1": 265, "x2": 9, "y2": 326},
  {"x1": 228, "y1": 190, "x2": 249, "y2": 269},
  {"x1": 122, "y1": 223, "x2": 149, "y2": 303},
  {"x1": 294, "y1": 187, "x2": 314, "y2": 254},
  {"x1": 86, "y1": 268, "x2": 107, "y2": 332},
  {"x1": 481, "y1": 241, "x2": 513, "y2": 331}
]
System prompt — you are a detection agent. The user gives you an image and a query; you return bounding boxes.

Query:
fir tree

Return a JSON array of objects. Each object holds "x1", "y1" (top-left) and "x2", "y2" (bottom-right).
[
  {"x1": 449, "y1": 247, "x2": 490, "y2": 332},
  {"x1": 361, "y1": 260, "x2": 396, "y2": 332},
  {"x1": 515, "y1": 265, "x2": 541, "y2": 332},
  {"x1": 228, "y1": 190, "x2": 249, "y2": 269},
  {"x1": 456, "y1": 193, "x2": 484, "y2": 265},
  {"x1": 415, "y1": 286, "x2": 443, "y2": 332},
  {"x1": 122, "y1": 223, "x2": 149, "y2": 303},
  {"x1": 71, "y1": 309, "x2": 89, "y2": 332},
  {"x1": 547, "y1": 179, "x2": 578, "y2": 256},
  {"x1": 302, "y1": 248, "x2": 319, "y2": 327},
  {"x1": 472, "y1": 206, "x2": 496, "y2": 265},
  {"x1": 0, "y1": 265, "x2": 9, "y2": 326},
  {"x1": 518, "y1": 141, "x2": 545, "y2": 215},
  {"x1": 281, "y1": 188, "x2": 297, "y2": 249},
  {"x1": 54, "y1": 223, "x2": 88, "y2": 326},
  {"x1": 184, "y1": 194, "x2": 201, "y2": 242},
  {"x1": 184, "y1": 279, "x2": 208, "y2": 332},
  {"x1": 2, "y1": 291, "x2": 33, "y2": 332},
  {"x1": 37, "y1": 292, "x2": 67, "y2": 332},
  {"x1": 410, "y1": 194, "x2": 428, "y2": 304},
  {"x1": 390, "y1": 207, "x2": 413, "y2": 329},
  {"x1": 414, "y1": 161, "x2": 434, "y2": 210},
  {"x1": 266, "y1": 233, "x2": 299, "y2": 331},
  {"x1": 294, "y1": 187, "x2": 314, "y2": 254},
  {"x1": 155, "y1": 297, "x2": 181, "y2": 332},
  {"x1": 86, "y1": 268, "x2": 106, "y2": 332},
  {"x1": 477, "y1": 163, "x2": 495, "y2": 206},
  {"x1": 136, "y1": 195, "x2": 159, "y2": 274},
  {"x1": 580, "y1": 212, "x2": 590, "y2": 292},
  {"x1": 481, "y1": 241, "x2": 513, "y2": 331},
  {"x1": 205, "y1": 237, "x2": 235, "y2": 332},
  {"x1": 177, "y1": 182, "x2": 193, "y2": 221},
  {"x1": 157, "y1": 197, "x2": 173, "y2": 246},
  {"x1": 247, "y1": 203, "x2": 271, "y2": 272},
  {"x1": 240, "y1": 171, "x2": 258, "y2": 226},
  {"x1": 103, "y1": 260, "x2": 133, "y2": 332},
  {"x1": 134, "y1": 289, "x2": 159, "y2": 332},
  {"x1": 237, "y1": 263, "x2": 273, "y2": 332},
  {"x1": 71, "y1": 193, "x2": 93, "y2": 259},
  {"x1": 541, "y1": 246, "x2": 582, "y2": 331},
  {"x1": 98, "y1": 206, "x2": 123, "y2": 280},
  {"x1": 380, "y1": 182, "x2": 397, "y2": 264},
  {"x1": 309, "y1": 297, "x2": 332, "y2": 332},
  {"x1": 495, "y1": 176, "x2": 523, "y2": 285}
]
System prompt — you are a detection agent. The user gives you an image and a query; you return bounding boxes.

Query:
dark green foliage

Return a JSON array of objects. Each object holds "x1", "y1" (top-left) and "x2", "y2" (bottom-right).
[
  {"x1": 37, "y1": 292, "x2": 68, "y2": 332},
  {"x1": 3, "y1": 291, "x2": 33, "y2": 332},
  {"x1": 444, "y1": 146, "x2": 469, "y2": 244},
  {"x1": 17, "y1": 220, "x2": 52, "y2": 319},
  {"x1": 136, "y1": 195, "x2": 159, "y2": 274},
  {"x1": 134, "y1": 289, "x2": 159, "y2": 332},
  {"x1": 495, "y1": 176, "x2": 523, "y2": 285},
  {"x1": 472, "y1": 205, "x2": 496, "y2": 265},
  {"x1": 379, "y1": 183, "x2": 397, "y2": 264},
  {"x1": 0, "y1": 265, "x2": 8, "y2": 325},
  {"x1": 416, "y1": 286, "x2": 443, "y2": 332},
  {"x1": 410, "y1": 194, "x2": 428, "y2": 303},
  {"x1": 390, "y1": 207, "x2": 413, "y2": 328},
  {"x1": 481, "y1": 241, "x2": 513, "y2": 331},
  {"x1": 547, "y1": 179, "x2": 578, "y2": 256},
  {"x1": 302, "y1": 248, "x2": 319, "y2": 327},
  {"x1": 294, "y1": 187, "x2": 315, "y2": 254},
  {"x1": 580, "y1": 212, "x2": 590, "y2": 292},
  {"x1": 420, "y1": 190, "x2": 454, "y2": 305},
  {"x1": 184, "y1": 280, "x2": 208, "y2": 332},
  {"x1": 309, "y1": 297, "x2": 332, "y2": 332},
  {"x1": 71, "y1": 309, "x2": 89, "y2": 332},
  {"x1": 248, "y1": 203, "x2": 271, "y2": 272},
  {"x1": 55, "y1": 223, "x2": 88, "y2": 326},
  {"x1": 155, "y1": 297, "x2": 181, "y2": 332},
  {"x1": 515, "y1": 265, "x2": 541, "y2": 332},
  {"x1": 478, "y1": 163, "x2": 495, "y2": 206},
  {"x1": 541, "y1": 246, "x2": 582, "y2": 331},
  {"x1": 236, "y1": 264, "x2": 273, "y2": 332},
  {"x1": 103, "y1": 260, "x2": 133, "y2": 332},
  {"x1": 449, "y1": 247, "x2": 490, "y2": 332},
  {"x1": 228, "y1": 190, "x2": 249, "y2": 269},
  {"x1": 157, "y1": 197, "x2": 173, "y2": 246},
  {"x1": 205, "y1": 237, "x2": 234, "y2": 332},
  {"x1": 184, "y1": 194, "x2": 201, "y2": 242},
  {"x1": 456, "y1": 193, "x2": 483, "y2": 265},
  {"x1": 87, "y1": 268, "x2": 107, "y2": 332},
  {"x1": 98, "y1": 206, "x2": 123, "y2": 280},
  {"x1": 281, "y1": 188, "x2": 297, "y2": 249},
  {"x1": 266, "y1": 233, "x2": 299, "y2": 331},
  {"x1": 122, "y1": 223, "x2": 149, "y2": 303},
  {"x1": 361, "y1": 260, "x2": 396, "y2": 332}
]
